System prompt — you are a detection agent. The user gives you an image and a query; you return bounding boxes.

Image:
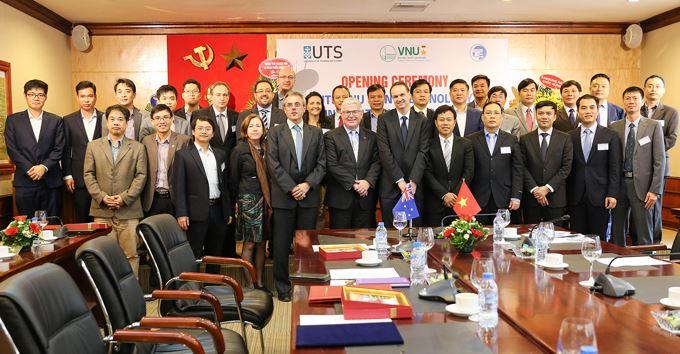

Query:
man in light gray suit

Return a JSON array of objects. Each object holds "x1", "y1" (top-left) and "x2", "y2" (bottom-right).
[
  {"x1": 139, "y1": 85, "x2": 191, "y2": 140},
  {"x1": 487, "y1": 86, "x2": 525, "y2": 138},
  {"x1": 506, "y1": 78, "x2": 539, "y2": 134},
  {"x1": 611, "y1": 87, "x2": 666, "y2": 246}
]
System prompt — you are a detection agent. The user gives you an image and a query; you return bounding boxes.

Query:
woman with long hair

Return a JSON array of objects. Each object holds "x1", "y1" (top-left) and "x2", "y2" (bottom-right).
[{"x1": 303, "y1": 91, "x2": 333, "y2": 129}]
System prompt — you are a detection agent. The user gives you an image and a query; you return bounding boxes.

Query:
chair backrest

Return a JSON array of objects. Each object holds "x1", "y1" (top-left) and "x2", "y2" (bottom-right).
[
  {"x1": 0, "y1": 263, "x2": 106, "y2": 354},
  {"x1": 671, "y1": 228, "x2": 680, "y2": 260},
  {"x1": 75, "y1": 236, "x2": 147, "y2": 333}
]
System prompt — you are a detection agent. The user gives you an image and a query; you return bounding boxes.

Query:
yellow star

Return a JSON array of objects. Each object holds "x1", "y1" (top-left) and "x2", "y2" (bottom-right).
[
  {"x1": 220, "y1": 44, "x2": 248, "y2": 71},
  {"x1": 457, "y1": 197, "x2": 468, "y2": 208}
]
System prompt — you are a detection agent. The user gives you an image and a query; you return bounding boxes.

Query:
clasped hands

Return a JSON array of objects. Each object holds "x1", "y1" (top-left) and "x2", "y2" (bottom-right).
[
  {"x1": 532, "y1": 186, "x2": 551, "y2": 206},
  {"x1": 353, "y1": 180, "x2": 370, "y2": 197},
  {"x1": 291, "y1": 182, "x2": 311, "y2": 201},
  {"x1": 27, "y1": 165, "x2": 47, "y2": 181},
  {"x1": 102, "y1": 194, "x2": 124, "y2": 210}
]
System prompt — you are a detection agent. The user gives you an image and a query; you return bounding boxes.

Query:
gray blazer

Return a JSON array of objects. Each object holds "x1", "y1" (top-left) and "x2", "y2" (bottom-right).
[
  {"x1": 610, "y1": 117, "x2": 666, "y2": 201},
  {"x1": 506, "y1": 105, "x2": 536, "y2": 133},
  {"x1": 642, "y1": 103, "x2": 678, "y2": 176},
  {"x1": 138, "y1": 115, "x2": 191, "y2": 141},
  {"x1": 102, "y1": 107, "x2": 147, "y2": 141},
  {"x1": 500, "y1": 113, "x2": 526, "y2": 138}
]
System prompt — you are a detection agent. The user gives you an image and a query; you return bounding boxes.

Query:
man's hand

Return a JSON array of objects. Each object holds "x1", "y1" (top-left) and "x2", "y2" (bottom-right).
[
  {"x1": 27, "y1": 165, "x2": 47, "y2": 180},
  {"x1": 409, "y1": 182, "x2": 417, "y2": 195},
  {"x1": 64, "y1": 177, "x2": 75, "y2": 193},
  {"x1": 397, "y1": 180, "x2": 407, "y2": 193},
  {"x1": 442, "y1": 193, "x2": 457, "y2": 208},
  {"x1": 604, "y1": 197, "x2": 617, "y2": 209},
  {"x1": 291, "y1": 182, "x2": 310, "y2": 200},
  {"x1": 537, "y1": 196, "x2": 549, "y2": 207},
  {"x1": 644, "y1": 192, "x2": 658, "y2": 210},
  {"x1": 102, "y1": 195, "x2": 117, "y2": 208},
  {"x1": 532, "y1": 186, "x2": 550, "y2": 199},
  {"x1": 353, "y1": 180, "x2": 370, "y2": 197},
  {"x1": 508, "y1": 199, "x2": 520, "y2": 211},
  {"x1": 111, "y1": 195, "x2": 125, "y2": 208},
  {"x1": 177, "y1": 216, "x2": 189, "y2": 230},
  {"x1": 228, "y1": 216, "x2": 233, "y2": 224}
]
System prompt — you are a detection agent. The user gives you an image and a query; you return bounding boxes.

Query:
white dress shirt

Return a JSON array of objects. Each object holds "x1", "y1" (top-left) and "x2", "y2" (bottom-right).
[
  {"x1": 194, "y1": 142, "x2": 221, "y2": 199},
  {"x1": 28, "y1": 110, "x2": 43, "y2": 142},
  {"x1": 455, "y1": 107, "x2": 467, "y2": 136},
  {"x1": 598, "y1": 100, "x2": 609, "y2": 127},
  {"x1": 82, "y1": 109, "x2": 98, "y2": 142}
]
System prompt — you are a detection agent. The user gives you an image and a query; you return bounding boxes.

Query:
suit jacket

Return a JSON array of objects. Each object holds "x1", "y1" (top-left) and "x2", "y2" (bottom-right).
[
  {"x1": 174, "y1": 106, "x2": 202, "y2": 121},
  {"x1": 519, "y1": 129, "x2": 573, "y2": 208},
  {"x1": 469, "y1": 130, "x2": 523, "y2": 209},
  {"x1": 62, "y1": 110, "x2": 104, "y2": 188},
  {"x1": 642, "y1": 102, "x2": 679, "y2": 176},
  {"x1": 141, "y1": 132, "x2": 191, "y2": 211},
  {"x1": 500, "y1": 113, "x2": 526, "y2": 138},
  {"x1": 361, "y1": 111, "x2": 383, "y2": 132},
  {"x1": 376, "y1": 109, "x2": 430, "y2": 200},
  {"x1": 567, "y1": 125, "x2": 621, "y2": 207},
  {"x1": 604, "y1": 102, "x2": 625, "y2": 126},
  {"x1": 192, "y1": 106, "x2": 239, "y2": 160},
  {"x1": 555, "y1": 107, "x2": 578, "y2": 132},
  {"x1": 267, "y1": 122, "x2": 326, "y2": 209},
  {"x1": 423, "y1": 135, "x2": 474, "y2": 214},
  {"x1": 324, "y1": 126, "x2": 381, "y2": 210},
  {"x1": 173, "y1": 143, "x2": 231, "y2": 221},
  {"x1": 5, "y1": 110, "x2": 65, "y2": 189},
  {"x1": 138, "y1": 115, "x2": 191, "y2": 141},
  {"x1": 453, "y1": 108, "x2": 484, "y2": 137},
  {"x1": 235, "y1": 106, "x2": 287, "y2": 140},
  {"x1": 610, "y1": 117, "x2": 665, "y2": 201},
  {"x1": 83, "y1": 137, "x2": 147, "y2": 219},
  {"x1": 101, "y1": 107, "x2": 146, "y2": 141},
  {"x1": 507, "y1": 105, "x2": 536, "y2": 133}
]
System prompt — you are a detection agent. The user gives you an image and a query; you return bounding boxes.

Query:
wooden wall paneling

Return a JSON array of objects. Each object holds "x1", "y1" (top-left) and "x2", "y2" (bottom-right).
[
  {"x1": 663, "y1": 177, "x2": 680, "y2": 230},
  {"x1": 640, "y1": 6, "x2": 680, "y2": 33}
]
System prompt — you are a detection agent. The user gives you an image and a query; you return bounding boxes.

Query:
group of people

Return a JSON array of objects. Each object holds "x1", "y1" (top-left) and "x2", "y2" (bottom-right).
[{"x1": 5, "y1": 65, "x2": 677, "y2": 301}]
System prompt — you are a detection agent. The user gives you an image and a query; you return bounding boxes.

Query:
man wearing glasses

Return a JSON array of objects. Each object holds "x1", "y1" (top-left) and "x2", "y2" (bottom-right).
[
  {"x1": 236, "y1": 79, "x2": 287, "y2": 139},
  {"x1": 5, "y1": 79, "x2": 65, "y2": 218},
  {"x1": 175, "y1": 78, "x2": 203, "y2": 122},
  {"x1": 139, "y1": 85, "x2": 191, "y2": 140},
  {"x1": 273, "y1": 66, "x2": 296, "y2": 109}
]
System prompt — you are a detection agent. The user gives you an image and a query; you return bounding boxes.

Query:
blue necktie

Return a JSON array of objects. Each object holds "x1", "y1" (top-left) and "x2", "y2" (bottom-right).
[
  {"x1": 349, "y1": 130, "x2": 359, "y2": 161},
  {"x1": 583, "y1": 128, "x2": 592, "y2": 160},
  {"x1": 486, "y1": 133, "x2": 496, "y2": 155},
  {"x1": 624, "y1": 123, "x2": 635, "y2": 172},
  {"x1": 400, "y1": 116, "x2": 408, "y2": 146},
  {"x1": 292, "y1": 125, "x2": 303, "y2": 170}
]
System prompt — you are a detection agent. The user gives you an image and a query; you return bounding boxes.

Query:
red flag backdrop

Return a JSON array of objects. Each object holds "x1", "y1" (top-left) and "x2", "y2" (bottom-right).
[{"x1": 167, "y1": 34, "x2": 267, "y2": 111}]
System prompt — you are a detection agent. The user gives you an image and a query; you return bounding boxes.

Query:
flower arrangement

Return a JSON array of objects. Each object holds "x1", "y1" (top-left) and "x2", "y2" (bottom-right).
[
  {"x1": 1, "y1": 216, "x2": 41, "y2": 250},
  {"x1": 437, "y1": 216, "x2": 488, "y2": 253},
  {"x1": 535, "y1": 84, "x2": 564, "y2": 111}
]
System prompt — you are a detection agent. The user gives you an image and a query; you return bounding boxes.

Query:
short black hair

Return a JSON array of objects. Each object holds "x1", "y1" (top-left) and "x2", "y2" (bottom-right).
[
  {"x1": 518, "y1": 78, "x2": 537, "y2": 91},
  {"x1": 24, "y1": 79, "x2": 48, "y2": 95},
  {"x1": 410, "y1": 79, "x2": 432, "y2": 94},
  {"x1": 590, "y1": 73, "x2": 610, "y2": 83},
  {"x1": 487, "y1": 86, "x2": 507, "y2": 99},
  {"x1": 448, "y1": 79, "x2": 469, "y2": 90},
  {"x1": 367, "y1": 84, "x2": 385, "y2": 96},
  {"x1": 622, "y1": 86, "x2": 644, "y2": 99},
  {"x1": 150, "y1": 103, "x2": 173, "y2": 118},
  {"x1": 156, "y1": 85, "x2": 177, "y2": 99},
  {"x1": 332, "y1": 85, "x2": 350, "y2": 97},
  {"x1": 114, "y1": 78, "x2": 137, "y2": 93},
  {"x1": 192, "y1": 115, "x2": 216, "y2": 131},
  {"x1": 434, "y1": 105, "x2": 456, "y2": 120},
  {"x1": 471, "y1": 74, "x2": 490, "y2": 87},
  {"x1": 576, "y1": 94, "x2": 599, "y2": 108},
  {"x1": 644, "y1": 74, "x2": 665, "y2": 87},
  {"x1": 75, "y1": 80, "x2": 96, "y2": 94},
  {"x1": 482, "y1": 101, "x2": 504, "y2": 113},
  {"x1": 535, "y1": 100, "x2": 557, "y2": 113},
  {"x1": 560, "y1": 80, "x2": 582, "y2": 94},
  {"x1": 105, "y1": 104, "x2": 131, "y2": 120},
  {"x1": 253, "y1": 79, "x2": 274, "y2": 92},
  {"x1": 182, "y1": 78, "x2": 201, "y2": 91}
]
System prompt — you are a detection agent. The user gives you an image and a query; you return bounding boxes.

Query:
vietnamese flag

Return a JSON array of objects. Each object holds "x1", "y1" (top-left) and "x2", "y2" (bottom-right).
[
  {"x1": 453, "y1": 180, "x2": 481, "y2": 217},
  {"x1": 167, "y1": 34, "x2": 267, "y2": 111}
]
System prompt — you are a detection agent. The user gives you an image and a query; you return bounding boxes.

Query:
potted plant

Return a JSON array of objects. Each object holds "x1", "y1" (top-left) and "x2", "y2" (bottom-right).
[
  {"x1": 0, "y1": 216, "x2": 41, "y2": 253},
  {"x1": 437, "y1": 216, "x2": 488, "y2": 254}
]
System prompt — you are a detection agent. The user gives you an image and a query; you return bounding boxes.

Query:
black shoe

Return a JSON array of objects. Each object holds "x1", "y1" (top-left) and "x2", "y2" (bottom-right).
[{"x1": 278, "y1": 293, "x2": 291, "y2": 302}]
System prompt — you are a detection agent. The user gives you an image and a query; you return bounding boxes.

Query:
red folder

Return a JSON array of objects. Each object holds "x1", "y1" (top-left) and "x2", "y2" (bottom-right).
[{"x1": 308, "y1": 285, "x2": 392, "y2": 304}]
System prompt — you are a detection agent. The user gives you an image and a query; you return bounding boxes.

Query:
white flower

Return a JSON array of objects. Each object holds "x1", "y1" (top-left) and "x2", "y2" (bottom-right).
[{"x1": 464, "y1": 234, "x2": 469, "y2": 240}]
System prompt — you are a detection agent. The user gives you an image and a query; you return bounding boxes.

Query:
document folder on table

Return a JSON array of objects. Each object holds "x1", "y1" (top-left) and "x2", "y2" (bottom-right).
[{"x1": 295, "y1": 322, "x2": 404, "y2": 347}]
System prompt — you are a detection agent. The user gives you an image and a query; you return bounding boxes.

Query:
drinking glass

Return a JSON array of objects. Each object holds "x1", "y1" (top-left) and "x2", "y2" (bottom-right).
[
  {"x1": 540, "y1": 221, "x2": 555, "y2": 245},
  {"x1": 579, "y1": 235, "x2": 602, "y2": 287},
  {"x1": 417, "y1": 227, "x2": 436, "y2": 273},
  {"x1": 497, "y1": 209, "x2": 511, "y2": 228},
  {"x1": 470, "y1": 257, "x2": 494, "y2": 289},
  {"x1": 393, "y1": 211, "x2": 407, "y2": 239},
  {"x1": 35, "y1": 210, "x2": 48, "y2": 237},
  {"x1": 557, "y1": 317, "x2": 597, "y2": 354}
]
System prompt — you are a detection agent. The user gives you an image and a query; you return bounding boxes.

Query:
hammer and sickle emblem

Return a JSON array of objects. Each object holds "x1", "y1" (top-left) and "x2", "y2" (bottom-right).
[{"x1": 183, "y1": 45, "x2": 214, "y2": 70}]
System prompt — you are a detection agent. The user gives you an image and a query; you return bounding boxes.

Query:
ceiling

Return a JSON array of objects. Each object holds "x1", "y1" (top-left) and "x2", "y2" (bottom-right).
[{"x1": 35, "y1": 0, "x2": 679, "y2": 24}]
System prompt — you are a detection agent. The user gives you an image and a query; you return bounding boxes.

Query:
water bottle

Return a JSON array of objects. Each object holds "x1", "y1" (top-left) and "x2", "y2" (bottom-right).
[
  {"x1": 534, "y1": 227, "x2": 548, "y2": 264},
  {"x1": 492, "y1": 215, "x2": 504, "y2": 244},
  {"x1": 478, "y1": 272, "x2": 498, "y2": 329},
  {"x1": 375, "y1": 222, "x2": 389, "y2": 260},
  {"x1": 409, "y1": 241, "x2": 427, "y2": 285}
]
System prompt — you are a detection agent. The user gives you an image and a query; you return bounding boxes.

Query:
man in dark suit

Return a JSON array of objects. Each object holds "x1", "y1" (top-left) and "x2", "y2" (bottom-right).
[
  {"x1": 173, "y1": 116, "x2": 232, "y2": 273},
  {"x1": 112, "y1": 78, "x2": 146, "y2": 141},
  {"x1": 175, "y1": 78, "x2": 202, "y2": 121},
  {"x1": 272, "y1": 66, "x2": 295, "y2": 109},
  {"x1": 567, "y1": 94, "x2": 622, "y2": 238},
  {"x1": 520, "y1": 100, "x2": 573, "y2": 225},
  {"x1": 191, "y1": 82, "x2": 239, "y2": 165},
  {"x1": 330, "y1": 85, "x2": 350, "y2": 129},
  {"x1": 554, "y1": 80, "x2": 582, "y2": 132},
  {"x1": 62, "y1": 81, "x2": 104, "y2": 222},
  {"x1": 5, "y1": 79, "x2": 65, "y2": 217},
  {"x1": 611, "y1": 87, "x2": 666, "y2": 246},
  {"x1": 589, "y1": 73, "x2": 624, "y2": 127},
  {"x1": 324, "y1": 97, "x2": 381, "y2": 228},
  {"x1": 468, "y1": 74, "x2": 490, "y2": 110},
  {"x1": 469, "y1": 102, "x2": 523, "y2": 225},
  {"x1": 410, "y1": 79, "x2": 434, "y2": 121},
  {"x1": 361, "y1": 84, "x2": 386, "y2": 132},
  {"x1": 268, "y1": 91, "x2": 326, "y2": 301},
  {"x1": 377, "y1": 82, "x2": 430, "y2": 227},
  {"x1": 139, "y1": 85, "x2": 191, "y2": 140},
  {"x1": 423, "y1": 105, "x2": 474, "y2": 227},
  {"x1": 236, "y1": 79, "x2": 286, "y2": 139},
  {"x1": 449, "y1": 79, "x2": 483, "y2": 137}
]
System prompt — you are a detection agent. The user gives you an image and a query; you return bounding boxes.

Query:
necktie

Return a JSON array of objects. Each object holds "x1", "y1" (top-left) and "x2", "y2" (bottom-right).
[
  {"x1": 349, "y1": 131, "x2": 359, "y2": 161},
  {"x1": 292, "y1": 125, "x2": 303, "y2": 170},
  {"x1": 260, "y1": 109, "x2": 269, "y2": 128},
  {"x1": 400, "y1": 116, "x2": 408, "y2": 146},
  {"x1": 624, "y1": 123, "x2": 635, "y2": 172},
  {"x1": 583, "y1": 128, "x2": 592, "y2": 161},
  {"x1": 337, "y1": 114, "x2": 343, "y2": 128},
  {"x1": 525, "y1": 108, "x2": 534, "y2": 131},
  {"x1": 486, "y1": 133, "x2": 496, "y2": 155},
  {"x1": 540, "y1": 132, "x2": 549, "y2": 161},
  {"x1": 443, "y1": 138, "x2": 451, "y2": 171},
  {"x1": 568, "y1": 109, "x2": 576, "y2": 127},
  {"x1": 217, "y1": 113, "x2": 226, "y2": 140}
]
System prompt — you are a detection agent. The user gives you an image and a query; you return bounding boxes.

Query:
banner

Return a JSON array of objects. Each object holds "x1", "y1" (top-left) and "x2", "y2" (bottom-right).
[
  {"x1": 276, "y1": 38, "x2": 509, "y2": 115},
  {"x1": 168, "y1": 34, "x2": 267, "y2": 111}
]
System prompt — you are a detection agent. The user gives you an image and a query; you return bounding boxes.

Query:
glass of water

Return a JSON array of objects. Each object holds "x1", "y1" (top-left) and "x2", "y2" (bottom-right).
[
  {"x1": 417, "y1": 227, "x2": 436, "y2": 273},
  {"x1": 470, "y1": 257, "x2": 494, "y2": 289},
  {"x1": 393, "y1": 211, "x2": 407, "y2": 239},
  {"x1": 35, "y1": 210, "x2": 48, "y2": 237},
  {"x1": 579, "y1": 235, "x2": 602, "y2": 287},
  {"x1": 557, "y1": 317, "x2": 597, "y2": 354}
]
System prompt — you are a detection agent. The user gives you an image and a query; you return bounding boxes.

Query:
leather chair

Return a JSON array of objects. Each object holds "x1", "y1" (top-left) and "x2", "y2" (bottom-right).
[
  {"x1": 0, "y1": 263, "x2": 209, "y2": 354},
  {"x1": 137, "y1": 214, "x2": 274, "y2": 351},
  {"x1": 76, "y1": 236, "x2": 247, "y2": 354}
]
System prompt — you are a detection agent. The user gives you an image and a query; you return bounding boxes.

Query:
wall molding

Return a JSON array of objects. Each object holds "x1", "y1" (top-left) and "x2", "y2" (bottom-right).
[
  {"x1": 0, "y1": 0, "x2": 71, "y2": 34},
  {"x1": 640, "y1": 6, "x2": 680, "y2": 33}
]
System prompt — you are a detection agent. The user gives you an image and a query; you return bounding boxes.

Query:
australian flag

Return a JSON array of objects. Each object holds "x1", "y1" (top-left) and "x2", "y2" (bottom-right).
[{"x1": 392, "y1": 183, "x2": 420, "y2": 220}]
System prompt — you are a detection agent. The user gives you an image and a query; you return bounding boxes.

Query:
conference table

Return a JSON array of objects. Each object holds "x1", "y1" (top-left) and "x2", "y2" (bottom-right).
[{"x1": 290, "y1": 226, "x2": 680, "y2": 353}]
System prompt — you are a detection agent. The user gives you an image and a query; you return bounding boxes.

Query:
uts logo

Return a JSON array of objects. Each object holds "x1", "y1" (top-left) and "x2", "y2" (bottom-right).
[
  {"x1": 303, "y1": 45, "x2": 343, "y2": 62},
  {"x1": 380, "y1": 45, "x2": 397, "y2": 62},
  {"x1": 470, "y1": 44, "x2": 487, "y2": 62},
  {"x1": 303, "y1": 46, "x2": 313, "y2": 59}
]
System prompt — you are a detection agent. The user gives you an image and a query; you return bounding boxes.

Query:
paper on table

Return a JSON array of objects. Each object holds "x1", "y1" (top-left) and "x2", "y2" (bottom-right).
[
  {"x1": 596, "y1": 256, "x2": 669, "y2": 267},
  {"x1": 553, "y1": 231, "x2": 574, "y2": 238},
  {"x1": 550, "y1": 235, "x2": 585, "y2": 244},
  {"x1": 330, "y1": 279, "x2": 351, "y2": 286},
  {"x1": 299, "y1": 315, "x2": 391, "y2": 326},
  {"x1": 329, "y1": 268, "x2": 400, "y2": 280},
  {"x1": 312, "y1": 244, "x2": 367, "y2": 252}
]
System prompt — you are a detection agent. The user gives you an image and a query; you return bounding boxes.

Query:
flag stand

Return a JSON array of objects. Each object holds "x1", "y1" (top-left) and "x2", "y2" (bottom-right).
[{"x1": 404, "y1": 219, "x2": 417, "y2": 241}]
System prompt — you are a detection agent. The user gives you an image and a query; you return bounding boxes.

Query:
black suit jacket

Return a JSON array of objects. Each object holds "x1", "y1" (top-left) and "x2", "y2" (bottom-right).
[
  {"x1": 555, "y1": 107, "x2": 578, "y2": 133},
  {"x1": 267, "y1": 122, "x2": 326, "y2": 209},
  {"x1": 469, "y1": 130, "x2": 523, "y2": 209},
  {"x1": 192, "y1": 106, "x2": 239, "y2": 160},
  {"x1": 520, "y1": 129, "x2": 573, "y2": 208},
  {"x1": 423, "y1": 135, "x2": 474, "y2": 214},
  {"x1": 173, "y1": 143, "x2": 231, "y2": 222},
  {"x1": 361, "y1": 111, "x2": 383, "y2": 133},
  {"x1": 5, "y1": 110, "x2": 65, "y2": 188},
  {"x1": 376, "y1": 109, "x2": 430, "y2": 200},
  {"x1": 453, "y1": 108, "x2": 484, "y2": 137},
  {"x1": 62, "y1": 110, "x2": 104, "y2": 188},
  {"x1": 324, "y1": 126, "x2": 381, "y2": 210},
  {"x1": 567, "y1": 126, "x2": 622, "y2": 207},
  {"x1": 235, "y1": 106, "x2": 287, "y2": 139}
]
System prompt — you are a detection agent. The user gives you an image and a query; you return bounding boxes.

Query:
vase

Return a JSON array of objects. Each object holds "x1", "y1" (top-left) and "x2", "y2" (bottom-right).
[{"x1": 456, "y1": 243, "x2": 475, "y2": 254}]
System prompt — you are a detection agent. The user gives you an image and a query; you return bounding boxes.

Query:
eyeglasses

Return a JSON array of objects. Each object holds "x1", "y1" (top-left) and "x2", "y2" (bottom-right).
[
  {"x1": 342, "y1": 110, "x2": 362, "y2": 116},
  {"x1": 284, "y1": 102, "x2": 303, "y2": 108},
  {"x1": 195, "y1": 126, "x2": 213, "y2": 132},
  {"x1": 152, "y1": 116, "x2": 172, "y2": 121},
  {"x1": 255, "y1": 89, "x2": 273, "y2": 94},
  {"x1": 26, "y1": 93, "x2": 46, "y2": 99}
]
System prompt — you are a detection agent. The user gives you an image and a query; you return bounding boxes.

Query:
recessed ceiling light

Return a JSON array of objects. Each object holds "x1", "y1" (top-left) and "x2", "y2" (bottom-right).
[{"x1": 628, "y1": 0, "x2": 639, "y2": 3}]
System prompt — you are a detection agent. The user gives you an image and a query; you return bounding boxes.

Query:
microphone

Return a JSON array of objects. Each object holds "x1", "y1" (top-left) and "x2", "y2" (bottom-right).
[
  {"x1": 527, "y1": 214, "x2": 570, "y2": 239},
  {"x1": 46, "y1": 216, "x2": 68, "y2": 238},
  {"x1": 440, "y1": 213, "x2": 499, "y2": 227},
  {"x1": 591, "y1": 252, "x2": 680, "y2": 298},
  {"x1": 418, "y1": 264, "x2": 460, "y2": 304}
]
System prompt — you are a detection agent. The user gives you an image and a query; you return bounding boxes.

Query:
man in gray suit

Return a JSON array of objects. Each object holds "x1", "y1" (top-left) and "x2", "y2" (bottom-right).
[
  {"x1": 236, "y1": 79, "x2": 287, "y2": 139},
  {"x1": 642, "y1": 75, "x2": 678, "y2": 243},
  {"x1": 112, "y1": 78, "x2": 147, "y2": 141},
  {"x1": 611, "y1": 87, "x2": 666, "y2": 246},
  {"x1": 487, "y1": 86, "x2": 525, "y2": 138},
  {"x1": 139, "y1": 85, "x2": 191, "y2": 140},
  {"x1": 506, "y1": 78, "x2": 539, "y2": 134}
]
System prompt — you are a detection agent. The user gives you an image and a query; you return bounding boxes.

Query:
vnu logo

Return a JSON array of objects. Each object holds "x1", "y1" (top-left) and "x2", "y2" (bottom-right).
[
  {"x1": 470, "y1": 44, "x2": 487, "y2": 62},
  {"x1": 303, "y1": 46, "x2": 312, "y2": 59},
  {"x1": 397, "y1": 45, "x2": 426, "y2": 56},
  {"x1": 303, "y1": 45, "x2": 343, "y2": 61}
]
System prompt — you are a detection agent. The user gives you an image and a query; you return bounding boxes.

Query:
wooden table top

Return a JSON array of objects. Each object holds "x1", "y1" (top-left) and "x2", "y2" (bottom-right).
[{"x1": 289, "y1": 226, "x2": 680, "y2": 353}]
